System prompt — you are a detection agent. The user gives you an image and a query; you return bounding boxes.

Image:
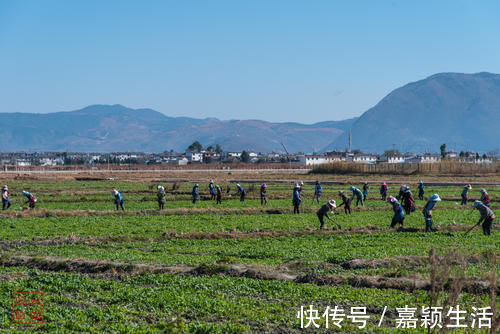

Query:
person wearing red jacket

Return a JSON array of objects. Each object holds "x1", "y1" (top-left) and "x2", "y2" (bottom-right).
[{"x1": 480, "y1": 189, "x2": 490, "y2": 207}]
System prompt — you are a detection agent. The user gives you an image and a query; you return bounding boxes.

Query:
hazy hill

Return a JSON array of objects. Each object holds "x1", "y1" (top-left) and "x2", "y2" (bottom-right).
[
  {"x1": 326, "y1": 72, "x2": 500, "y2": 153},
  {"x1": 2, "y1": 72, "x2": 498, "y2": 154},
  {"x1": 0, "y1": 105, "x2": 355, "y2": 153}
]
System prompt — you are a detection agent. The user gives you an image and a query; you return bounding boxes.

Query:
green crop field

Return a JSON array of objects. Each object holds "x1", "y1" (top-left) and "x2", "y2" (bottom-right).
[{"x1": 0, "y1": 173, "x2": 498, "y2": 332}]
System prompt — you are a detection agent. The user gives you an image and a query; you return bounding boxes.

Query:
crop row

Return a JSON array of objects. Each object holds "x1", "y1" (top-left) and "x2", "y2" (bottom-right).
[
  {"x1": 0, "y1": 266, "x2": 494, "y2": 332},
  {"x1": 6, "y1": 231, "x2": 497, "y2": 271},
  {"x1": 0, "y1": 209, "x2": 486, "y2": 242}
]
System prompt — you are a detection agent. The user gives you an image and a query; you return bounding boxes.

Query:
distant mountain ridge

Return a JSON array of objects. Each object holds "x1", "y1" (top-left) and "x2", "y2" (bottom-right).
[
  {"x1": 0, "y1": 105, "x2": 356, "y2": 153},
  {"x1": 326, "y1": 72, "x2": 500, "y2": 153},
  {"x1": 1, "y1": 72, "x2": 498, "y2": 154}
]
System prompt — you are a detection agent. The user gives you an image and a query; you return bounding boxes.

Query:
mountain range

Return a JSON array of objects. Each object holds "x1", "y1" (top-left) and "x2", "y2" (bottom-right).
[
  {"x1": 0, "y1": 72, "x2": 498, "y2": 154},
  {"x1": 0, "y1": 104, "x2": 356, "y2": 153},
  {"x1": 328, "y1": 72, "x2": 500, "y2": 154}
]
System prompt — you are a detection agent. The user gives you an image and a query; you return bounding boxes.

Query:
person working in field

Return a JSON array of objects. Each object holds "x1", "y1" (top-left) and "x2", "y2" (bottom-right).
[
  {"x1": 417, "y1": 180, "x2": 425, "y2": 200},
  {"x1": 215, "y1": 184, "x2": 222, "y2": 204},
  {"x1": 22, "y1": 190, "x2": 37, "y2": 209},
  {"x1": 387, "y1": 196, "x2": 405, "y2": 229},
  {"x1": 380, "y1": 182, "x2": 388, "y2": 201},
  {"x1": 260, "y1": 183, "x2": 268, "y2": 206},
  {"x1": 209, "y1": 180, "x2": 216, "y2": 201},
  {"x1": 317, "y1": 200, "x2": 336, "y2": 230},
  {"x1": 112, "y1": 189, "x2": 124, "y2": 211},
  {"x1": 350, "y1": 186, "x2": 364, "y2": 207},
  {"x1": 2, "y1": 185, "x2": 11, "y2": 210},
  {"x1": 362, "y1": 182, "x2": 369, "y2": 200},
  {"x1": 337, "y1": 191, "x2": 352, "y2": 214},
  {"x1": 480, "y1": 188, "x2": 490, "y2": 207},
  {"x1": 472, "y1": 200, "x2": 495, "y2": 236},
  {"x1": 236, "y1": 184, "x2": 246, "y2": 202},
  {"x1": 192, "y1": 184, "x2": 199, "y2": 204},
  {"x1": 422, "y1": 193, "x2": 441, "y2": 232},
  {"x1": 292, "y1": 183, "x2": 301, "y2": 214},
  {"x1": 157, "y1": 185, "x2": 166, "y2": 210},
  {"x1": 399, "y1": 185, "x2": 415, "y2": 215},
  {"x1": 396, "y1": 184, "x2": 407, "y2": 200},
  {"x1": 314, "y1": 181, "x2": 322, "y2": 204},
  {"x1": 461, "y1": 184, "x2": 472, "y2": 205},
  {"x1": 297, "y1": 181, "x2": 304, "y2": 198}
]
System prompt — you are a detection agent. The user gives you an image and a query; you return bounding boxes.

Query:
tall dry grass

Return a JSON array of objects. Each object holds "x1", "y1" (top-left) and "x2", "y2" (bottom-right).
[{"x1": 313, "y1": 161, "x2": 499, "y2": 176}]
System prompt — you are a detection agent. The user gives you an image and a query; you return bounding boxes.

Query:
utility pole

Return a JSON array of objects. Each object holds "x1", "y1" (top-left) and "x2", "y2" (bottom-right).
[{"x1": 348, "y1": 129, "x2": 352, "y2": 153}]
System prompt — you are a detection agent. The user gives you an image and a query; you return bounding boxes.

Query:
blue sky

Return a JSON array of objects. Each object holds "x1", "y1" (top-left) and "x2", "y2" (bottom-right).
[{"x1": 1, "y1": 0, "x2": 499, "y2": 123}]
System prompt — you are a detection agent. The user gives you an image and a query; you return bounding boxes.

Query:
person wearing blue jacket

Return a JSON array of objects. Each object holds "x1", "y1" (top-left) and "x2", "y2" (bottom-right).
[
  {"x1": 293, "y1": 184, "x2": 301, "y2": 214},
  {"x1": 422, "y1": 193, "x2": 441, "y2": 232},
  {"x1": 362, "y1": 182, "x2": 369, "y2": 200},
  {"x1": 387, "y1": 196, "x2": 405, "y2": 228},
  {"x1": 417, "y1": 181, "x2": 425, "y2": 200},
  {"x1": 112, "y1": 189, "x2": 124, "y2": 211},
  {"x1": 192, "y1": 184, "x2": 199, "y2": 204},
  {"x1": 2, "y1": 185, "x2": 11, "y2": 210},
  {"x1": 236, "y1": 184, "x2": 246, "y2": 202},
  {"x1": 209, "y1": 180, "x2": 216, "y2": 200},
  {"x1": 461, "y1": 184, "x2": 471, "y2": 205},
  {"x1": 350, "y1": 186, "x2": 364, "y2": 207},
  {"x1": 314, "y1": 181, "x2": 322, "y2": 204}
]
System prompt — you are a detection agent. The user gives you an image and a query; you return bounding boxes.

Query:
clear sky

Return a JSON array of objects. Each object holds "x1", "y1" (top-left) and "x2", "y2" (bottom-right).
[{"x1": 1, "y1": 0, "x2": 499, "y2": 123}]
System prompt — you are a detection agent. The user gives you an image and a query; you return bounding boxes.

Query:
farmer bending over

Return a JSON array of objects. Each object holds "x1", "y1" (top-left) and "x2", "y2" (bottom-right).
[
  {"x1": 112, "y1": 189, "x2": 124, "y2": 211},
  {"x1": 236, "y1": 184, "x2": 246, "y2": 202},
  {"x1": 422, "y1": 193, "x2": 441, "y2": 232},
  {"x1": 350, "y1": 186, "x2": 364, "y2": 207},
  {"x1": 387, "y1": 196, "x2": 405, "y2": 228},
  {"x1": 22, "y1": 190, "x2": 37, "y2": 209},
  {"x1": 317, "y1": 200, "x2": 336, "y2": 230},
  {"x1": 337, "y1": 191, "x2": 352, "y2": 214},
  {"x1": 472, "y1": 200, "x2": 495, "y2": 236}
]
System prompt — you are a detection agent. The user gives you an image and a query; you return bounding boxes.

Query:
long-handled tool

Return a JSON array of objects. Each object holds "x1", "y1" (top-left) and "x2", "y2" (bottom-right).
[
  {"x1": 327, "y1": 216, "x2": 342, "y2": 230},
  {"x1": 464, "y1": 222, "x2": 480, "y2": 235}
]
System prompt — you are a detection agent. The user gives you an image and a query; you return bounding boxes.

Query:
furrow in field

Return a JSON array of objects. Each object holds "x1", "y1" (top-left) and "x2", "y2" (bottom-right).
[
  {"x1": 1, "y1": 224, "x2": 497, "y2": 249},
  {"x1": 0, "y1": 254, "x2": 496, "y2": 295},
  {"x1": 1, "y1": 204, "x2": 491, "y2": 218}
]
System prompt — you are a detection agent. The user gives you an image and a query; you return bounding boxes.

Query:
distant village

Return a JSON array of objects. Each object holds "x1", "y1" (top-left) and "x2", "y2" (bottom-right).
[{"x1": 0, "y1": 144, "x2": 497, "y2": 169}]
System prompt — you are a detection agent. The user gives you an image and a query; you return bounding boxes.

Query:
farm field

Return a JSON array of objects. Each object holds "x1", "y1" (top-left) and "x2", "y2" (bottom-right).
[{"x1": 0, "y1": 171, "x2": 499, "y2": 332}]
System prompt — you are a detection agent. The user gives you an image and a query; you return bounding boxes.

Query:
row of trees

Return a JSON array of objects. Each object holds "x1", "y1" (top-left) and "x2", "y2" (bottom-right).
[
  {"x1": 384, "y1": 145, "x2": 489, "y2": 159},
  {"x1": 441, "y1": 144, "x2": 488, "y2": 159},
  {"x1": 186, "y1": 141, "x2": 251, "y2": 162},
  {"x1": 186, "y1": 141, "x2": 223, "y2": 154}
]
